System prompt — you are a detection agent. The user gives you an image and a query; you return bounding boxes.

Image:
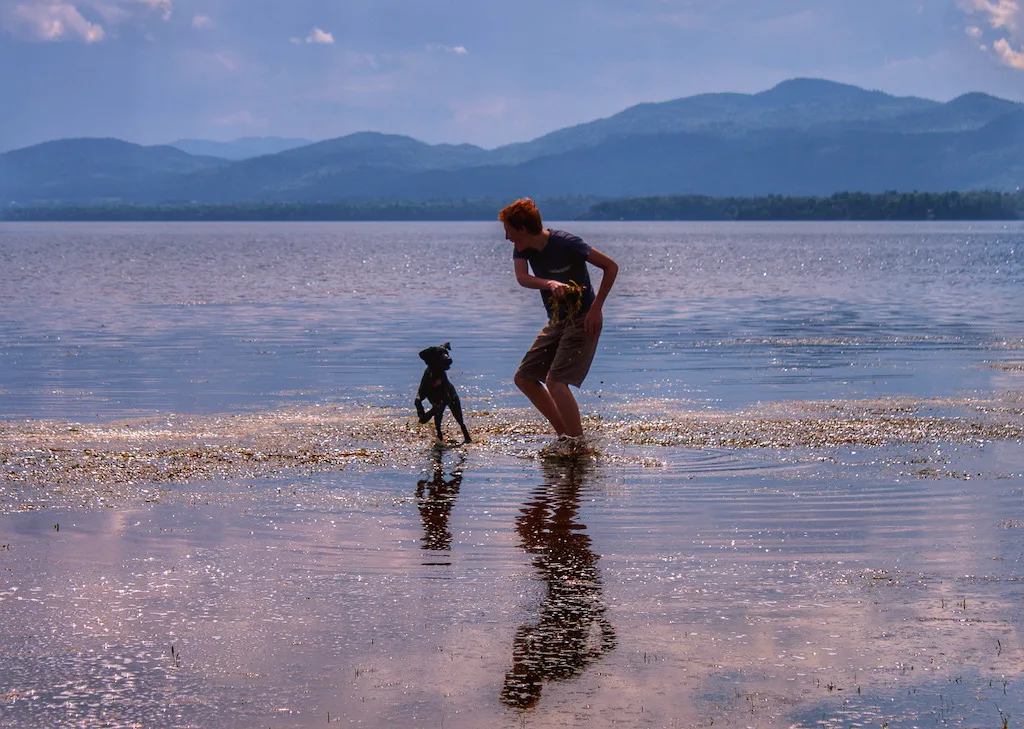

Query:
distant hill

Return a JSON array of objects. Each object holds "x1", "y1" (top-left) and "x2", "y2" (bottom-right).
[
  {"x1": 382, "y1": 111, "x2": 1024, "y2": 199},
  {"x1": 169, "y1": 136, "x2": 314, "y2": 160},
  {"x1": 152, "y1": 132, "x2": 495, "y2": 203},
  {"x1": 487, "y1": 78, "x2": 940, "y2": 164},
  {"x1": 0, "y1": 137, "x2": 227, "y2": 204},
  {"x1": 3, "y1": 79, "x2": 1023, "y2": 206},
  {"x1": 843, "y1": 92, "x2": 1023, "y2": 134}
]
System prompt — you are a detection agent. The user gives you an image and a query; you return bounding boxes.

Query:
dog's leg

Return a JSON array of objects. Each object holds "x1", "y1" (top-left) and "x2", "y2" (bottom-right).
[
  {"x1": 416, "y1": 371, "x2": 436, "y2": 424},
  {"x1": 447, "y1": 388, "x2": 472, "y2": 443},
  {"x1": 433, "y1": 403, "x2": 448, "y2": 442},
  {"x1": 415, "y1": 397, "x2": 430, "y2": 424},
  {"x1": 423, "y1": 403, "x2": 442, "y2": 422}
]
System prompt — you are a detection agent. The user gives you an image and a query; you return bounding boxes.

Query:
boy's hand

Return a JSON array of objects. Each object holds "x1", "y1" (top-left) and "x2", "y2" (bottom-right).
[
  {"x1": 584, "y1": 306, "x2": 603, "y2": 334},
  {"x1": 547, "y1": 280, "x2": 568, "y2": 297}
]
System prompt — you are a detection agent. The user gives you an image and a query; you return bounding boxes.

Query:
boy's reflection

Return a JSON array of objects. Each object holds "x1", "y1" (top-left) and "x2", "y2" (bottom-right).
[
  {"x1": 500, "y1": 459, "x2": 617, "y2": 709},
  {"x1": 415, "y1": 446, "x2": 464, "y2": 557}
]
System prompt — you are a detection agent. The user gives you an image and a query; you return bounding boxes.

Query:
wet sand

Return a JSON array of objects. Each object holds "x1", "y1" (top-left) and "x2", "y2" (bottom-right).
[
  {"x1": 2, "y1": 394, "x2": 1022, "y2": 506},
  {"x1": 2, "y1": 397, "x2": 1023, "y2": 728}
]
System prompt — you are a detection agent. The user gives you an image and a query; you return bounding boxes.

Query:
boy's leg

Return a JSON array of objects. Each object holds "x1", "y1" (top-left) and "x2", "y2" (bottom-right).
[
  {"x1": 544, "y1": 380, "x2": 583, "y2": 437},
  {"x1": 515, "y1": 320, "x2": 568, "y2": 435},
  {"x1": 514, "y1": 375, "x2": 568, "y2": 435},
  {"x1": 545, "y1": 315, "x2": 601, "y2": 438}
]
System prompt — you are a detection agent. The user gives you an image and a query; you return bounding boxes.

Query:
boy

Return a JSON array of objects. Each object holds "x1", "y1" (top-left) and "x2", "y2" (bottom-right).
[{"x1": 499, "y1": 198, "x2": 619, "y2": 455}]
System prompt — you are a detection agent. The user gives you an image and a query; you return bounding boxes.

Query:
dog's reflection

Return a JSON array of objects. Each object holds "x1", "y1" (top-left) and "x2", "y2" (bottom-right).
[
  {"x1": 500, "y1": 459, "x2": 617, "y2": 709},
  {"x1": 415, "y1": 446, "x2": 465, "y2": 556}
]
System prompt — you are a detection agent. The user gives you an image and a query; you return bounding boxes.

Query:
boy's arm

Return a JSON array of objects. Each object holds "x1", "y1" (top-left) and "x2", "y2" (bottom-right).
[
  {"x1": 514, "y1": 258, "x2": 568, "y2": 295},
  {"x1": 583, "y1": 248, "x2": 618, "y2": 334},
  {"x1": 587, "y1": 248, "x2": 618, "y2": 310}
]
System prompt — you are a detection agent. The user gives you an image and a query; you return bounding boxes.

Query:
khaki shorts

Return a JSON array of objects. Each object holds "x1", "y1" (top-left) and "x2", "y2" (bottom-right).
[{"x1": 516, "y1": 314, "x2": 601, "y2": 388}]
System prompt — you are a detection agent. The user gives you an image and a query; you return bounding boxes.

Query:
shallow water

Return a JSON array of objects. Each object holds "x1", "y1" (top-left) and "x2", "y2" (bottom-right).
[
  {"x1": 2, "y1": 441, "x2": 1022, "y2": 728},
  {"x1": 1, "y1": 221, "x2": 1023, "y2": 728}
]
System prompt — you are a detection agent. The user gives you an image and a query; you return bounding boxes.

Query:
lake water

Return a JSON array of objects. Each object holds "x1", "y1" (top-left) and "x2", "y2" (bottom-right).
[
  {"x1": 1, "y1": 220, "x2": 1021, "y2": 418},
  {"x1": 1, "y1": 221, "x2": 1023, "y2": 728}
]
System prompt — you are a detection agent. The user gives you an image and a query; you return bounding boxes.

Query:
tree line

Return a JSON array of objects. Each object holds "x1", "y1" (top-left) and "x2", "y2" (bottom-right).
[
  {"x1": 0, "y1": 197, "x2": 596, "y2": 222},
  {"x1": 2, "y1": 191, "x2": 1023, "y2": 222},
  {"x1": 579, "y1": 191, "x2": 1024, "y2": 221}
]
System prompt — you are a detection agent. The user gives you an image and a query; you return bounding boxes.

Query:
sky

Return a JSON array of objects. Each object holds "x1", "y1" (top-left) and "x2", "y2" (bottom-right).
[{"x1": 2, "y1": 0, "x2": 1024, "y2": 152}]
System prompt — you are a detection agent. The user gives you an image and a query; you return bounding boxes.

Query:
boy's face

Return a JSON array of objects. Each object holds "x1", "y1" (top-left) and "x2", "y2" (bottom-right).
[{"x1": 503, "y1": 221, "x2": 531, "y2": 251}]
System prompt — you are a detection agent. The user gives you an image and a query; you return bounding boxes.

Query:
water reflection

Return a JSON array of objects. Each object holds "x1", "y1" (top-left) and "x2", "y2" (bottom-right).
[
  {"x1": 415, "y1": 445, "x2": 464, "y2": 560},
  {"x1": 501, "y1": 459, "x2": 617, "y2": 709}
]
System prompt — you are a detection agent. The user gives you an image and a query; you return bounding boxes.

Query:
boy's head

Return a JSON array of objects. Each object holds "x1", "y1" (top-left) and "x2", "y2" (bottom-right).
[{"x1": 499, "y1": 198, "x2": 543, "y2": 239}]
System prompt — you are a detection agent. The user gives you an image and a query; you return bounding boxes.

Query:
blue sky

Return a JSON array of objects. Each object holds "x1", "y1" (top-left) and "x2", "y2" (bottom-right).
[{"x1": 2, "y1": 0, "x2": 1023, "y2": 151}]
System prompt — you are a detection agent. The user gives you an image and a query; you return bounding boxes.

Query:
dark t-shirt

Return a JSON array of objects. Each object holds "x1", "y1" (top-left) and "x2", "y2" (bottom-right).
[{"x1": 512, "y1": 229, "x2": 596, "y2": 318}]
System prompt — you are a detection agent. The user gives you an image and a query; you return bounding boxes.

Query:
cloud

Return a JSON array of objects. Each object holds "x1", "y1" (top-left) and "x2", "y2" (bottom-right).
[
  {"x1": 994, "y1": 36, "x2": 1024, "y2": 67},
  {"x1": 290, "y1": 26, "x2": 333, "y2": 44},
  {"x1": 128, "y1": 0, "x2": 170, "y2": 21},
  {"x1": 960, "y1": 0, "x2": 1021, "y2": 32},
  {"x1": 307, "y1": 27, "x2": 332, "y2": 43},
  {"x1": 1, "y1": 0, "x2": 171, "y2": 41},
  {"x1": 191, "y1": 13, "x2": 212, "y2": 30},
  {"x1": 3, "y1": 2, "x2": 104, "y2": 41},
  {"x1": 958, "y1": 0, "x2": 1024, "y2": 69},
  {"x1": 84, "y1": 0, "x2": 172, "y2": 23},
  {"x1": 426, "y1": 42, "x2": 468, "y2": 54}
]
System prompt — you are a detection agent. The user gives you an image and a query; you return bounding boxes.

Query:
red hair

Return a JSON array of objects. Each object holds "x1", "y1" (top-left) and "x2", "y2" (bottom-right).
[{"x1": 499, "y1": 198, "x2": 543, "y2": 235}]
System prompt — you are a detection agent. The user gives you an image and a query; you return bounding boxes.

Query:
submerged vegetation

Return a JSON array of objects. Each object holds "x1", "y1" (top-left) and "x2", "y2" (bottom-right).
[
  {"x1": 550, "y1": 281, "x2": 585, "y2": 323},
  {"x1": 3, "y1": 190, "x2": 1023, "y2": 222},
  {"x1": 2, "y1": 396, "x2": 1022, "y2": 511}
]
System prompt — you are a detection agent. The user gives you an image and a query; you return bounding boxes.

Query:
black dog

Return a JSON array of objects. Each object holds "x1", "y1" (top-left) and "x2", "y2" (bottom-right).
[{"x1": 415, "y1": 342, "x2": 471, "y2": 444}]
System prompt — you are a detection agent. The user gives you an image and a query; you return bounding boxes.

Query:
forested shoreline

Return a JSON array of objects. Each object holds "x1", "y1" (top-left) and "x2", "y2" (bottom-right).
[
  {"x1": 3, "y1": 191, "x2": 1022, "y2": 222},
  {"x1": 579, "y1": 191, "x2": 1024, "y2": 221}
]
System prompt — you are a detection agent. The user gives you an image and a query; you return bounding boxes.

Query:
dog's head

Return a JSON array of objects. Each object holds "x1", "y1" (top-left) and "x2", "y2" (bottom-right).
[{"x1": 419, "y1": 341, "x2": 453, "y2": 371}]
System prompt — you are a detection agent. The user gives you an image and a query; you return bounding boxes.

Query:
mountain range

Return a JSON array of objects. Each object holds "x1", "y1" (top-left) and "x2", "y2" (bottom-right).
[
  {"x1": 168, "y1": 136, "x2": 314, "y2": 160},
  {"x1": 3, "y1": 78, "x2": 1023, "y2": 206}
]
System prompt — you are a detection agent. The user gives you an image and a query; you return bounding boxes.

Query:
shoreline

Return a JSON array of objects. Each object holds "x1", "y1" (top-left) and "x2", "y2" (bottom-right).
[
  {"x1": 3, "y1": 395, "x2": 1021, "y2": 513},
  {"x1": 4, "y1": 191, "x2": 1024, "y2": 223}
]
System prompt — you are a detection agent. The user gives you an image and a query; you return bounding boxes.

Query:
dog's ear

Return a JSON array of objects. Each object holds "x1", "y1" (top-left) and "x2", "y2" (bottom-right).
[
  {"x1": 442, "y1": 341, "x2": 451, "y2": 351},
  {"x1": 419, "y1": 347, "x2": 433, "y2": 362}
]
